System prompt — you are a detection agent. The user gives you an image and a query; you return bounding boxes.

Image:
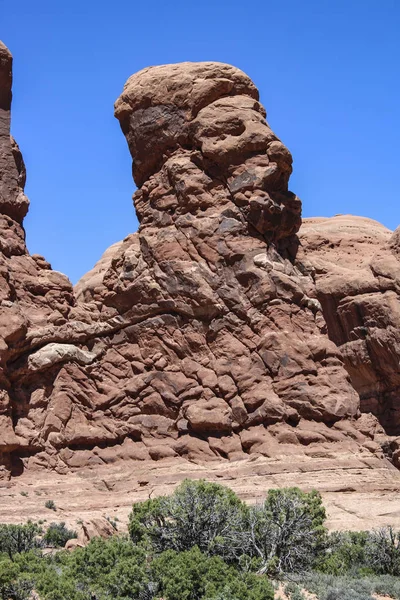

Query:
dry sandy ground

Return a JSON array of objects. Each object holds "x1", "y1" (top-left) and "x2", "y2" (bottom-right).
[{"x1": 1, "y1": 449, "x2": 400, "y2": 533}]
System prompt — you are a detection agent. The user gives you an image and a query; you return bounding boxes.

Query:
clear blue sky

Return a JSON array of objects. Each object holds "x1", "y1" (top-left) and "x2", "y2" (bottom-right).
[{"x1": 3, "y1": 0, "x2": 399, "y2": 283}]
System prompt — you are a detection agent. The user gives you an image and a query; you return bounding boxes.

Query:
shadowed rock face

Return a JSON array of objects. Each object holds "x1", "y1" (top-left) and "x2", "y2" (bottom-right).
[{"x1": 0, "y1": 50, "x2": 398, "y2": 480}]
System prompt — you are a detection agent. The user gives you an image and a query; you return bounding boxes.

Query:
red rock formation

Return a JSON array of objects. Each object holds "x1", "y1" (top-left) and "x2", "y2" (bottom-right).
[
  {"x1": 299, "y1": 215, "x2": 400, "y2": 435},
  {"x1": 0, "y1": 42, "x2": 29, "y2": 223},
  {"x1": 0, "y1": 47, "x2": 398, "y2": 480},
  {"x1": 0, "y1": 42, "x2": 77, "y2": 476}
]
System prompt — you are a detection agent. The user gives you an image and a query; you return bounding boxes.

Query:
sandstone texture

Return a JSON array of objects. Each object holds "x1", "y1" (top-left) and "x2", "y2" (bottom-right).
[
  {"x1": 0, "y1": 44, "x2": 399, "y2": 521},
  {"x1": 299, "y1": 216, "x2": 400, "y2": 440},
  {"x1": 0, "y1": 42, "x2": 29, "y2": 224},
  {"x1": 2, "y1": 451, "x2": 400, "y2": 534}
]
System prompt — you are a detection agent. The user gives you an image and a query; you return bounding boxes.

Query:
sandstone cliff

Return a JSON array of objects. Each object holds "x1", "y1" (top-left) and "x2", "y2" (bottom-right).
[
  {"x1": 0, "y1": 43, "x2": 399, "y2": 485},
  {"x1": 299, "y1": 216, "x2": 400, "y2": 442}
]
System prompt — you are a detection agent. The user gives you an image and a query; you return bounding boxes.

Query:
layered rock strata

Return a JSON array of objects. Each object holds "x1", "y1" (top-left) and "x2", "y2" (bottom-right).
[{"x1": 0, "y1": 47, "x2": 398, "y2": 479}]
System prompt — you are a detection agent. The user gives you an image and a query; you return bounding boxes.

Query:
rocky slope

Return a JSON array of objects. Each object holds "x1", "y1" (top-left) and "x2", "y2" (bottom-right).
[{"x1": 0, "y1": 41, "x2": 400, "y2": 502}]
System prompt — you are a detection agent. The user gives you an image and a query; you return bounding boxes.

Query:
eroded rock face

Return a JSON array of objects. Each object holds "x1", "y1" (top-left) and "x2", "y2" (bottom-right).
[
  {"x1": 0, "y1": 50, "x2": 397, "y2": 479},
  {"x1": 114, "y1": 62, "x2": 301, "y2": 243},
  {"x1": 299, "y1": 215, "x2": 400, "y2": 434},
  {"x1": 0, "y1": 42, "x2": 29, "y2": 223}
]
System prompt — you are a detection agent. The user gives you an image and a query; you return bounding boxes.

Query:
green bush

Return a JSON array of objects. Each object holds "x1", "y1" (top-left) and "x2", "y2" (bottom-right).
[
  {"x1": 0, "y1": 577, "x2": 33, "y2": 600},
  {"x1": 246, "y1": 487, "x2": 327, "y2": 575},
  {"x1": 129, "y1": 479, "x2": 248, "y2": 561},
  {"x1": 128, "y1": 481, "x2": 327, "y2": 574},
  {"x1": 318, "y1": 527, "x2": 400, "y2": 576},
  {"x1": 45, "y1": 500, "x2": 56, "y2": 511},
  {"x1": 284, "y1": 582, "x2": 307, "y2": 600},
  {"x1": 43, "y1": 523, "x2": 77, "y2": 548},
  {"x1": 0, "y1": 522, "x2": 43, "y2": 560},
  {"x1": 365, "y1": 526, "x2": 400, "y2": 575},
  {"x1": 0, "y1": 557, "x2": 32, "y2": 600},
  {"x1": 61, "y1": 535, "x2": 149, "y2": 599},
  {"x1": 151, "y1": 546, "x2": 274, "y2": 600},
  {"x1": 317, "y1": 531, "x2": 370, "y2": 575}
]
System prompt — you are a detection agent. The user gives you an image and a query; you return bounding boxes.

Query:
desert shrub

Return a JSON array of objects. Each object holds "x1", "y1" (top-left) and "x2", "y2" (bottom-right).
[
  {"x1": 45, "y1": 500, "x2": 56, "y2": 511},
  {"x1": 317, "y1": 530, "x2": 370, "y2": 575},
  {"x1": 43, "y1": 522, "x2": 77, "y2": 548},
  {"x1": 129, "y1": 481, "x2": 327, "y2": 572},
  {"x1": 151, "y1": 546, "x2": 274, "y2": 600},
  {"x1": 246, "y1": 488, "x2": 326, "y2": 575},
  {"x1": 0, "y1": 557, "x2": 33, "y2": 600},
  {"x1": 0, "y1": 536, "x2": 148, "y2": 600},
  {"x1": 0, "y1": 550, "x2": 57, "y2": 600},
  {"x1": 0, "y1": 537, "x2": 271, "y2": 600},
  {"x1": 59, "y1": 535, "x2": 150, "y2": 599},
  {"x1": 105, "y1": 515, "x2": 118, "y2": 531},
  {"x1": 324, "y1": 589, "x2": 372, "y2": 600},
  {"x1": 284, "y1": 582, "x2": 307, "y2": 599},
  {"x1": 364, "y1": 526, "x2": 400, "y2": 575},
  {"x1": 319, "y1": 527, "x2": 400, "y2": 576},
  {"x1": 298, "y1": 573, "x2": 400, "y2": 600},
  {"x1": 4, "y1": 482, "x2": 400, "y2": 600},
  {"x1": 0, "y1": 522, "x2": 43, "y2": 560},
  {"x1": 0, "y1": 577, "x2": 33, "y2": 600},
  {"x1": 129, "y1": 479, "x2": 248, "y2": 561},
  {"x1": 300, "y1": 573, "x2": 379, "y2": 600},
  {"x1": 371, "y1": 574, "x2": 400, "y2": 598}
]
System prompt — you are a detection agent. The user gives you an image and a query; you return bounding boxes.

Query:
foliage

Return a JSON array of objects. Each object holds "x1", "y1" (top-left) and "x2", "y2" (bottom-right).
[
  {"x1": 246, "y1": 487, "x2": 326, "y2": 576},
  {"x1": 317, "y1": 530, "x2": 370, "y2": 575},
  {"x1": 151, "y1": 546, "x2": 274, "y2": 600},
  {"x1": 0, "y1": 577, "x2": 34, "y2": 600},
  {"x1": 299, "y1": 572, "x2": 400, "y2": 600},
  {"x1": 58, "y1": 535, "x2": 150, "y2": 599},
  {"x1": 43, "y1": 522, "x2": 77, "y2": 548},
  {"x1": 318, "y1": 527, "x2": 400, "y2": 577},
  {"x1": 105, "y1": 515, "x2": 119, "y2": 531},
  {"x1": 128, "y1": 481, "x2": 327, "y2": 574},
  {"x1": 0, "y1": 557, "x2": 32, "y2": 600},
  {"x1": 372, "y1": 574, "x2": 400, "y2": 598},
  {"x1": 129, "y1": 479, "x2": 248, "y2": 562},
  {"x1": 45, "y1": 500, "x2": 57, "y2": 511},
  {"x1": 0, "y1": 482, "x2": 400, "y2": 599},
  {"x1": 365, "y1": 526, "x2": 400, "y2": 575},
  {"x1": 284, "y1": 582, "x2": 307, "y2": 600},
  {"x1": 0, "y1": 522, "x2": 43, "y2": 560}
]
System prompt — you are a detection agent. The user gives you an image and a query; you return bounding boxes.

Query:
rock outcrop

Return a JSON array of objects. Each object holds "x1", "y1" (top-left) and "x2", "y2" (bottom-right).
[
  {"x1": 299, "y1": 215, "x2": 400, "y2": 435},
  {"x1": 0, "y1": 42, "x2": 77, "y2": 476},
  {"x1": 0, "y1": 47, "x2": 399, "y2": 480},
  {"x1": 0, "y1": 42, "x2": 29, "y2": 224}
]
